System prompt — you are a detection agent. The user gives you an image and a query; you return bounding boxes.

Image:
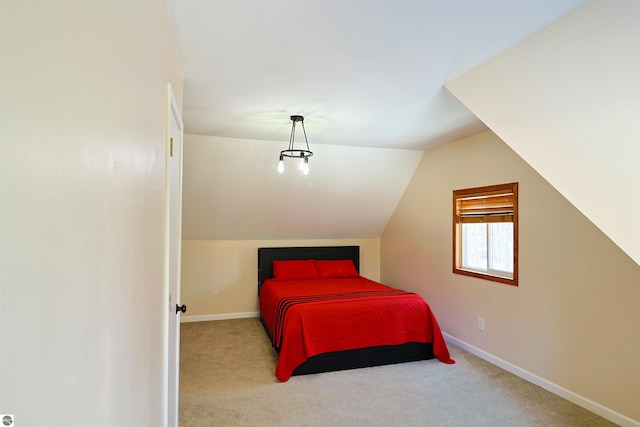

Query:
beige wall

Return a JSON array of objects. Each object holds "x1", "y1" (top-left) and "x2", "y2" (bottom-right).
[
  {"x1": 381, "y1": 130, "x2": 640, "y2": 423},
  {"x1": 447, "y1": 0, "x2": 640, "y2": 266},
  {"x1": 0, "y1": 1, "x2": 183, "y2": 425},
  {"x1": 181, "y1": 239, "x2": 380, "y2": 319}
]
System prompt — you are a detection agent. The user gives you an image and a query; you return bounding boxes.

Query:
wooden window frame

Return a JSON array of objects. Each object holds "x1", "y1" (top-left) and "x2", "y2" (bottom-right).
[{"x1": 453, "y1": 182, "x2": 518, "y2": 286}]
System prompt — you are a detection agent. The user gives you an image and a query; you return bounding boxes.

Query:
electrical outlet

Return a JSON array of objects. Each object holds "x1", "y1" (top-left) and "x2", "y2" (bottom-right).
[
  {"x1": 213, "y1": 290, "x2": 220, "y2": 300},
  {"x1": 477, "y1": 317, "x2": 485, "y2": 331}
]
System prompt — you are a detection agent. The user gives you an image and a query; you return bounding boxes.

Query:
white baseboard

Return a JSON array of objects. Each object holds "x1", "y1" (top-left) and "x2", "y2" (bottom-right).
[
  {"x1": 180, "y1": 312, "x2": 260, "y2": 323},
  {"x1": 443, "y1": 333, "x2": 639, "y2": 427}
]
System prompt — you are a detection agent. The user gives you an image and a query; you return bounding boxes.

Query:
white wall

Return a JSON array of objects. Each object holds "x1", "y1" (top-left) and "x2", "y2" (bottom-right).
[
  {"x1": 446, "y1": 0, "x2": 640, "y2": 266},
  {"x1": 181, "y1": 238, "x2": 380, "y2": 320},
  {"x1": 381, "y1": 131, "x2": 640, "y2": 425},
  {"x1": 0, "y1": 1, "x2": 183, "y2": 426}
]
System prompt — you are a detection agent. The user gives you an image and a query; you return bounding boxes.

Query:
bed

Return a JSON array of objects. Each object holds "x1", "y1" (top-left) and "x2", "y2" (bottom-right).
[{"x1": 258, "y1": 246, "x2": 454, "y2": 382}]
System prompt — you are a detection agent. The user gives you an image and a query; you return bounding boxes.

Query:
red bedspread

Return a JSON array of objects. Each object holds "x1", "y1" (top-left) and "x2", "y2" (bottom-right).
[{"x1": 260, "y1": 277, "x2": 454, "y2": 381}]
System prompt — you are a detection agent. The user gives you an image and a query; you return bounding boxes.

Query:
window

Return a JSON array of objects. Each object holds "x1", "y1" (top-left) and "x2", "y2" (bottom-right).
[{"x1": 453, "y1": 182, "x2": 518, "y2": 286}]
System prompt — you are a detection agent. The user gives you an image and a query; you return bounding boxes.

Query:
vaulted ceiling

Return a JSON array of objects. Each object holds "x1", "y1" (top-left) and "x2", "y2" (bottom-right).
[
  {"x1": 166, "y1": 0, "x2": 587, "y2": 151},
  {"x1": 167, "y1": 0, "x2": 626, "y2": 247}
]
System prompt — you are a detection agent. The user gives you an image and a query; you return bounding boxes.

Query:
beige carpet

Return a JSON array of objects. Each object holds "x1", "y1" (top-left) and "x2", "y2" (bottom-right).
[{"x1": 179, "y1": 318, "x2": 616, "y2": 427}]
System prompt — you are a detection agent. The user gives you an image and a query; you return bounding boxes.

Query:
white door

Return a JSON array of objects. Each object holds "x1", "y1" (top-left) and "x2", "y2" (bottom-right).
[{"x1": 166, "y1": 84, "x2": 184, "y2": 427}]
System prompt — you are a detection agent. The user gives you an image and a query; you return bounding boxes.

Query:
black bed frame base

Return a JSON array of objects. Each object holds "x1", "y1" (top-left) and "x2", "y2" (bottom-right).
[{"x1": 292, "y1": 342, "x2": 434, "y2": 376}]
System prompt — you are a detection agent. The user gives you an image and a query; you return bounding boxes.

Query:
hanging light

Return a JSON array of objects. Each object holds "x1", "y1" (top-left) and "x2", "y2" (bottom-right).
[{"x1": 277, "y1": 115, "x2": 313, "y2": 174}]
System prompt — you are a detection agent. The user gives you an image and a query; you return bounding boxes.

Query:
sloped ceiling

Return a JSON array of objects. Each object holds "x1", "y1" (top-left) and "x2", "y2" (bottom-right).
[
  {"x1": 167, "y1": 0, "x2": 589, "y2": 241},
  {"x1": 166, "y1": 0, "x2": 586, "y2": 150},
  {"x1": 182, "y1": 135, "x2": 423, "y2": 240},
  {"x1": 446, "y1": 0, "x2": 640, "y2": 265}
]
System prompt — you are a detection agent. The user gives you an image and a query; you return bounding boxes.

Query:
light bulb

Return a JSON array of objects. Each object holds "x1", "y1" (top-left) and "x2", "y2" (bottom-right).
[
  {"x1": 299, "y1": 157, "x2": 305, "y2": 170},
  {"x1": 302, "y1": 158, "x2": 310, "y2": 175},
  {"x1": 277, "y1": 159, "x2": 285, "y2": 174}
]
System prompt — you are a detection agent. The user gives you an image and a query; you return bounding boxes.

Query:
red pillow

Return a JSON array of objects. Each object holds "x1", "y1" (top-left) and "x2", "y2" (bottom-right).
[
  {"x1": 272, "y1": 259, "x2": 319, "y2": 281},
  {"x1": 314, "y1": 259, "x2": 359, "y2": 279}
]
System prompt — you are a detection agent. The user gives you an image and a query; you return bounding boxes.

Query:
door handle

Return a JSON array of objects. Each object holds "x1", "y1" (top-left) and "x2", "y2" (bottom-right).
[{"x1": 175, "y1": 304, "x2": 187, "y2": 314}]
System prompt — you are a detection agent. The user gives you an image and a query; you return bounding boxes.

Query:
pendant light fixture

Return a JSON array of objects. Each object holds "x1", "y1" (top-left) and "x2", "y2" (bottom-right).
[{"x1": 277, "y1": 115, "x2": 313, "y2": 175}]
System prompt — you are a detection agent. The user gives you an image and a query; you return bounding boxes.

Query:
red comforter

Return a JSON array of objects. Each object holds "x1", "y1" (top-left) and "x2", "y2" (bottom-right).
[{"x1": 260, "y1": 277, "x2": 454, "y2": 381}]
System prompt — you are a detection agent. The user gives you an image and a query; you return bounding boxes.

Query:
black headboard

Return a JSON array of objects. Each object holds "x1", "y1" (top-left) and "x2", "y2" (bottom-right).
[{"x1": 258, "y1": 246, "x2": 360, "y2": 294}]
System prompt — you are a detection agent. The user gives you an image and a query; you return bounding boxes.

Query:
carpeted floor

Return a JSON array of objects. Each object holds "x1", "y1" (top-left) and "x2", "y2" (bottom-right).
[{"x1": 179, "y1": 318, "x2": 616, "y2": 427}]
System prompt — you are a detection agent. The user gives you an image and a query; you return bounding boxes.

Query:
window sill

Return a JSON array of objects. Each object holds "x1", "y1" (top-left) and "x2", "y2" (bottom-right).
[{"x1": 453, "y1": 267, "x2": 518, "y2": 286}]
